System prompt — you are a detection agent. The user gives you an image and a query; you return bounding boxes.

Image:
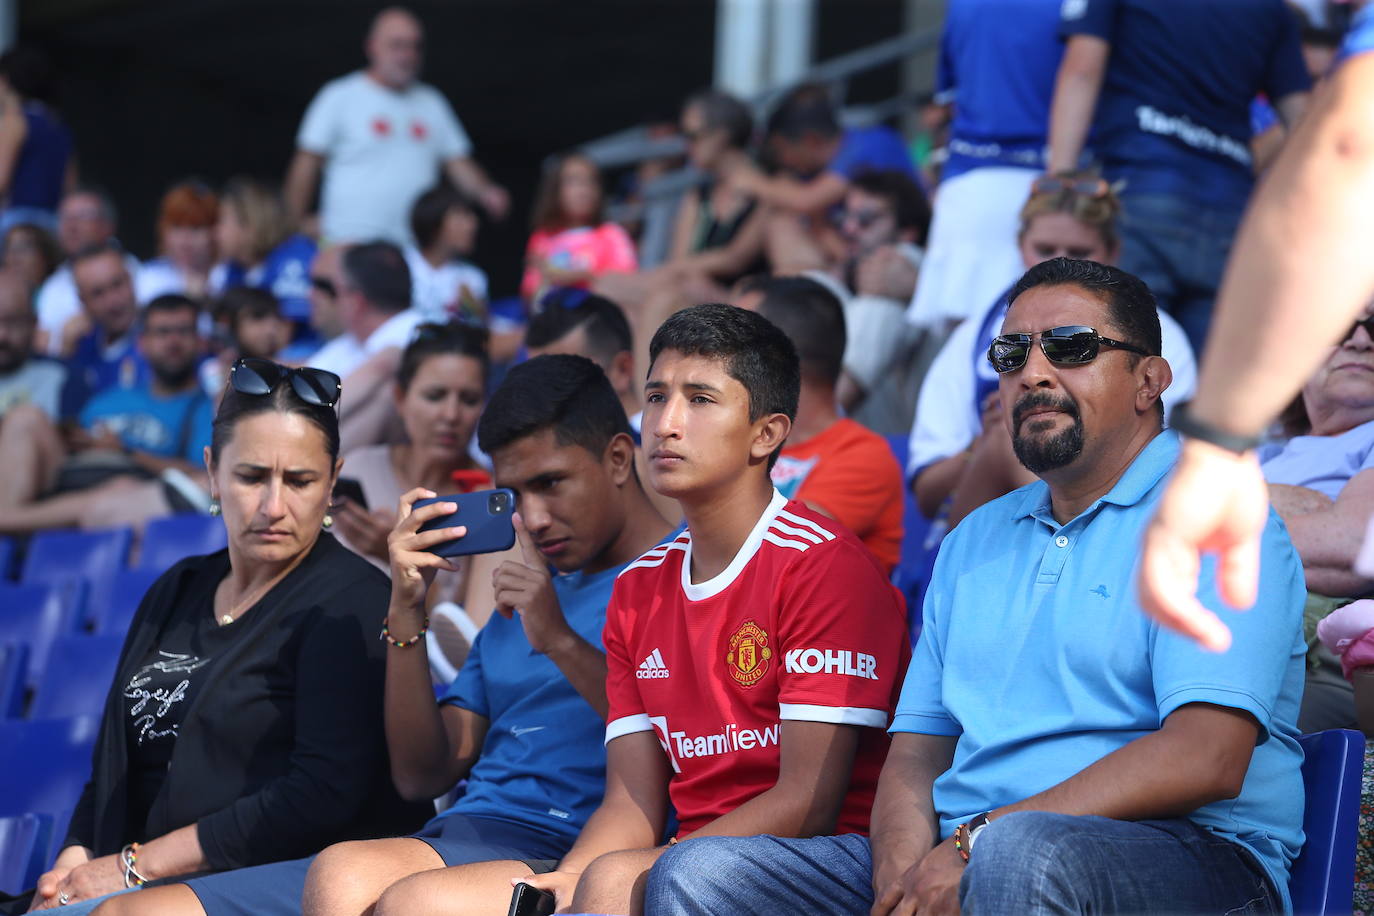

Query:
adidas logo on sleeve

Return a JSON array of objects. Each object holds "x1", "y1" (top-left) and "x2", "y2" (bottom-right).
[{"x1": 637, "y1": 648, "x2": 671, "y2": 679}]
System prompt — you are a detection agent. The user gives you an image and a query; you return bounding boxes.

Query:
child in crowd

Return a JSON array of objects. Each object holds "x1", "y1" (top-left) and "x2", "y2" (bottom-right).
[
  {"x1": 521, "y1": 153, "x2": 637, "y2": 303},
  {"x1": 199, "y1": 287, "x2": 292, "y2": 394},
  {"x1": 403, "y1": 185, "x2": 488, "y2": 324}
]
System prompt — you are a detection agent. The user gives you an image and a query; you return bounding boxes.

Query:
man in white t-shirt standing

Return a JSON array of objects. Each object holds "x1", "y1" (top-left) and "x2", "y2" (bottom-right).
[{"x1": 284, "y1": 7, "x2": 509, "y2": 246}]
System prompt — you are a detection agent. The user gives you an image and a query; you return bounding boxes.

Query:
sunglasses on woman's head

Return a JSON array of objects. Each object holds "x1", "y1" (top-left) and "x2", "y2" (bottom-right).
[
  {"x1": 1030, "y1": 176, "x2": 1111, "y2": 199},
  {"x1": 229, "y1": 358, "x2": 342, "y2": 408},
  {"x1": 987, "y1": 326, "x2": 1150, "y2": 374}
]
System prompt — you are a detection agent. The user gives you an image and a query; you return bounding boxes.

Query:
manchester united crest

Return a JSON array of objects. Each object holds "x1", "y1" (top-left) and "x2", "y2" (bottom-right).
[{"x1": 726, "y1": 620, "x2": 772, "y2": 688}]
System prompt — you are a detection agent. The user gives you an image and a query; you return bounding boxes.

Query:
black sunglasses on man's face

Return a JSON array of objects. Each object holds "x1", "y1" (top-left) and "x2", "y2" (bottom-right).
[{"x1": 987, "y1": 325, "x2": 1150, "y2": 374}]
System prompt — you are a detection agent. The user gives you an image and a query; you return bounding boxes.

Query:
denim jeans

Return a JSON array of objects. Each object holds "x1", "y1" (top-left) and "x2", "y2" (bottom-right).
[
  {"x1": 1118, "y1": 191, "x2": 1244, "y2": 357},
  {"x1": 644, "y1": 814, "x2": 1280, "y2": 915}
]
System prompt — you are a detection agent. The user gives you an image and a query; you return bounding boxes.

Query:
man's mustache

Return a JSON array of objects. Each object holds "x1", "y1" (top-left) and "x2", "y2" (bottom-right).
[{"x1": 1013, "y1": 393, "x2": 1080, "y2": 428}]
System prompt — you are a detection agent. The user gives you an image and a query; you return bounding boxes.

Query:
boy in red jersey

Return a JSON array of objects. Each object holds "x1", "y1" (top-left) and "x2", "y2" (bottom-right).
[{"x1": 508, "y1": 302, "x2": 910, "y2": 915}]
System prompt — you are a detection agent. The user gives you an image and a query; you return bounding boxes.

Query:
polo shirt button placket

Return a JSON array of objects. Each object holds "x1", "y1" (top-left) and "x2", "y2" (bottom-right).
[{"x1": 1055, "y1": 535, "x2": 1069, "y2": 548}]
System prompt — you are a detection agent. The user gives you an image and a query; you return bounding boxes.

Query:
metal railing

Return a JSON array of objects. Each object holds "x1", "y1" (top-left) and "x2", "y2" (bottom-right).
[{"x1": 573, "y1": 24, "x2": 941, "y2": 267}]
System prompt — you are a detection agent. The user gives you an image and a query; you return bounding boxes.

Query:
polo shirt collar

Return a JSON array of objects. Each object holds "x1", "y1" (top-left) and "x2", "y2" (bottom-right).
[{"x1": 1012, "y1": 430, "x2": 1178, "y2": 524}]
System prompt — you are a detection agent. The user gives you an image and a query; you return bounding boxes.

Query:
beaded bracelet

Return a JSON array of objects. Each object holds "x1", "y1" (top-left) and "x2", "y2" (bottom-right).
[
  {"x1": 121, "y1": 842, "x2": 148, "y2": 888},
  {"x1": 380, "y1": 615, "x2": 429, "y2": 648},
  {"x1": 953, "y1": 823, "x2": 970, "y2": 863}
]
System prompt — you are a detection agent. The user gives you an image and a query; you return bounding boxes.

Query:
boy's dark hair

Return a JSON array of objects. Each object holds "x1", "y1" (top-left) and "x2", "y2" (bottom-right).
[
  {"x1": 140, "y1": 293, "x2": 199, "y2": 329},
  {"x1": 527, "y1": 289, "x2": 633, "y2": 366},
  {"x1": 218, "y1": 286, "x2": 281, "y2": 334},
  {"x1": 410, "y1": 184, "x2": 476, "y2": 251},
  {"x1": 683, "y1": 88, "x2": 754, "y2": 149},
  {"x1": 342, "y1": 241, "x2": 411, "y2": 314},
  {"x1": 1008, "y1": 258, "x2": 1164, "y2": 416},
  {"x1": 752, "y1": 277, "x2": 847, "y2": 385},
  {"x1": 398, "y1": 321, "x2": 490, "y2": 392},
  {"x1": 851, "y1": 170, "x2": 933, "y2": 246},
  {"x1": 70, "y1": 238, "x2": 125, "y2": 271},
  {"x1": 765, "y1": 83, "x2": 840, "y2": 140},
  {"x1": 648, "y1": 303, "x2": 799, "y2": 468},
  {"x1": 477, "y1": 354, "x2": 632, "y2": 457}
]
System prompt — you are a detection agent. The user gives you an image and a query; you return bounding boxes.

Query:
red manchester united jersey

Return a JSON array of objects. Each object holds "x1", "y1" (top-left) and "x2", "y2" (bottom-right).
[{"x1": 603, "y1": 490, "x2": 910, "y2": 836}]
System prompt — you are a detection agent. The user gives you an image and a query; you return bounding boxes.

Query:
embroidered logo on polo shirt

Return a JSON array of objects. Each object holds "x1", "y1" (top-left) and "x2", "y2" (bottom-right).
[
  {"x1": 726, "y1": 620, "x2": 772, "y2": 688},
  {"x1": 1090, "y1": 585, "x2": 1111, "y2": 599}
]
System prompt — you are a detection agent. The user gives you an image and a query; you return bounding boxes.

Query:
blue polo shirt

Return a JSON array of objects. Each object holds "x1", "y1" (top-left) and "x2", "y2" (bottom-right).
[
  {"x1": 1060, "y1": 0, "x2": 1309, "y2": 208},
  {"x1": 938, "y1": 0, "x2": 1064, "y2": 180},
  {"x1": 895, "y1": 431, "x2": 1306, "y2": 908},
  {"x1": 435, "y1": 561, "x2": 625, "y2": 841}
]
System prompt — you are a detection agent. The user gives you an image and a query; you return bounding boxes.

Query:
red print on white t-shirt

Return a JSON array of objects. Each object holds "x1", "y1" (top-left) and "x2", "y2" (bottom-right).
[
  {"x1": 411, "y1": 120, "x2": 429, "y2": 141},
  {"x1": 372, "y1": 117, "x2": 392, "y2": 137}
]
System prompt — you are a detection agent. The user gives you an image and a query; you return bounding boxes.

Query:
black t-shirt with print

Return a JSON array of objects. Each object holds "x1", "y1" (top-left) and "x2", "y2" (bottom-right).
[{"x1": 121, "y1": 586, "x2": 242, "y2": 840}]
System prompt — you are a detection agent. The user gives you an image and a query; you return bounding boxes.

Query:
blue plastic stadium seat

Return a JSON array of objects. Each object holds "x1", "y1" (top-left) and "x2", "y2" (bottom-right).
[
  {"x1": 0, "y1": 643, "x2": 27, "y2": 719},
  {"x1": 29, "y1": 635, "x2": 124, "y2": 721},
  {"x1": 0, "y1": 717, "x2": 98, "y2": 818},
  {"x1": 0, "y1": 812, "x2": 53, "y2": 894},
  {"x1": 137, "y1": 514, "x2": 225, "y2": 574},
  {"x1": 87, "y1": 567, "x2": 160, "y2": 637},
  {"x1": 0, "y1": 536, "x2": 13, "y2": 580},
  {"x1": 1289, "y1": 729, "x2": 1364, "y2": 915},
  {"x1": 0, "y1": 581, "x2": 85, "y2": 693},
  {"x1": 19, "y1": 527, "x2": 132, "y2": 587}
]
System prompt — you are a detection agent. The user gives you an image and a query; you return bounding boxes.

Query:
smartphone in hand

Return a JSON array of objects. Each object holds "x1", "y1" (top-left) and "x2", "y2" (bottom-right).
[
  {"x1": 507, "y1": 881, "x2": 556, "y2": 916},
  {"x1": 415, "y1": 488, "x2": 517, "y2": 557},
  {"x1": 332, "y1": 476, "x2": 368, "y2": 510}
]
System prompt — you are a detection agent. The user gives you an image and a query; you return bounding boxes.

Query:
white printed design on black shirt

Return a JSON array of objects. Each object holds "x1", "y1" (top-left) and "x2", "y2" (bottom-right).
[{"x1": 123, "y1": 651, "x2": 211, "y2": 746}]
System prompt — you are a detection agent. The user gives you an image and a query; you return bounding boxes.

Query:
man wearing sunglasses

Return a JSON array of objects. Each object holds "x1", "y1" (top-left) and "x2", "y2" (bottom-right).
[{"x1": 644, "y1": 258, "x2": 1307, "y2": 916}]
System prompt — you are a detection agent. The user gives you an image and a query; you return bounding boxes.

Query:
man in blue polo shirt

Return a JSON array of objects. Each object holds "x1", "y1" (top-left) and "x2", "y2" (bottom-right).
[
  {"x1": 106, "y1": 355, "x2": 676, "y2": 916},
  {"x1": 644, "y1": 258, "x2": 1305, "y2": 915},
  {"x1": 1048, "y1": 0, "x2": 1311, "y2": 354}
]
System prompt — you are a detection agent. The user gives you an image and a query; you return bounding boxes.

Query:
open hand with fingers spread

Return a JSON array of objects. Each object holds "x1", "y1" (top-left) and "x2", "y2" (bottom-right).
[{"x1": 492, "y1": 512, "x2": 575, "y2": 657}]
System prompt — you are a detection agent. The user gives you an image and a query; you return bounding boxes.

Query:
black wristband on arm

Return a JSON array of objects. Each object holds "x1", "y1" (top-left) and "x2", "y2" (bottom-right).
[{"x1": 1169, "y1": 402, "x2": 1263, "y2": 455}]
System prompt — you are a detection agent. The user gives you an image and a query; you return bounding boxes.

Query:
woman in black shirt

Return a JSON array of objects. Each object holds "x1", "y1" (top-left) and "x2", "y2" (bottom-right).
[{"x1": 24, "y1": 359, "x2": 428, "y2": 912}]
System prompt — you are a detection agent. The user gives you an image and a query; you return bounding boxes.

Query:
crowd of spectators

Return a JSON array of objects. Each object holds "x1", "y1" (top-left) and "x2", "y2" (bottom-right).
[{"x1": 4, "y1": 1, "x2": 1374, "y2": 914}]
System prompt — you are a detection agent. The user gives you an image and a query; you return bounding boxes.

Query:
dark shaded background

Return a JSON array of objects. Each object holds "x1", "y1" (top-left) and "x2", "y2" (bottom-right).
[{"x1": 21, "y1": 0, "x2": 903, "y2": 295}]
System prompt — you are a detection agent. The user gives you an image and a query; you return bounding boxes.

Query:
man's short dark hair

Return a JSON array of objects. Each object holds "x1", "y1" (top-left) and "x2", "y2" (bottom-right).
[
  {"x1": 765, "y1": 83, "x2": 840, "y2": 140},
  {"x1": 1008, "y1": 258, "x2": 1162, "y2": 357},
  {"x1": 342, "y1": 241, "x2": 411, "y2": 314},
  {"x1": 477, "y1": 354, "x2": 633, "y2": 458},
  {"x1": 140, "y1": 293, "x2": 199, "y2": 329},
  {"x1": 410, "y1": 185, "x2": 476, "y2": 251},
  {"x1": 851, "y1": 170, "x2": 933, "y2": 246},
  {"x1": 70, "y1": 239, "x2": 125, "y2": 271},
  {"x1": 751, "y1": 277, "x2": 846, "y2": 385},
  {"x1": 649, "y1": 304, "x2": 799, "y2": 469},
  {"x1": 527, "y1": 290, "x2": 633, "y2": 366},
  {"x1": 67, "y1": 185, "x2": 119, "y2": 228}
]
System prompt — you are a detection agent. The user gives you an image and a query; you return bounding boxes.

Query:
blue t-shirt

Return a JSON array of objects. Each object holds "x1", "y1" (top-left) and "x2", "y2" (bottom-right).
[
  {"x1": 1259, "y1": 419, "x2": 1374, "y2": 501},
  {"x1": 828, "y1": 125, "x2": 917, "y2": 182},
  {"x1": 895, "y1": 431, "x2": 1307, "y2": 910},
  {"x1": 10, "y1": 102, "x2": 72, "y2": 212},
  {"x1": 79, "y1": 385, "x2": 213, "y2": 461},
  {"x1": 217, "y1": 234, "x2": 317, "y2": 327},
  {"x1": 1340, "y1": 3, "x2": 1374, "y2": 62},
  {"x1": 1061, "y1": 0, "x2": 1309, "y2": 208},
  {"x1": 60, "y1": 330, "x2": 149, "y2": 419},
  {"x1": 938, "y1": 0, "x2": 1064, "y2": 180},
  {"x1": 435, "y1": 562, "x2": 624, "y2": 840}
]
